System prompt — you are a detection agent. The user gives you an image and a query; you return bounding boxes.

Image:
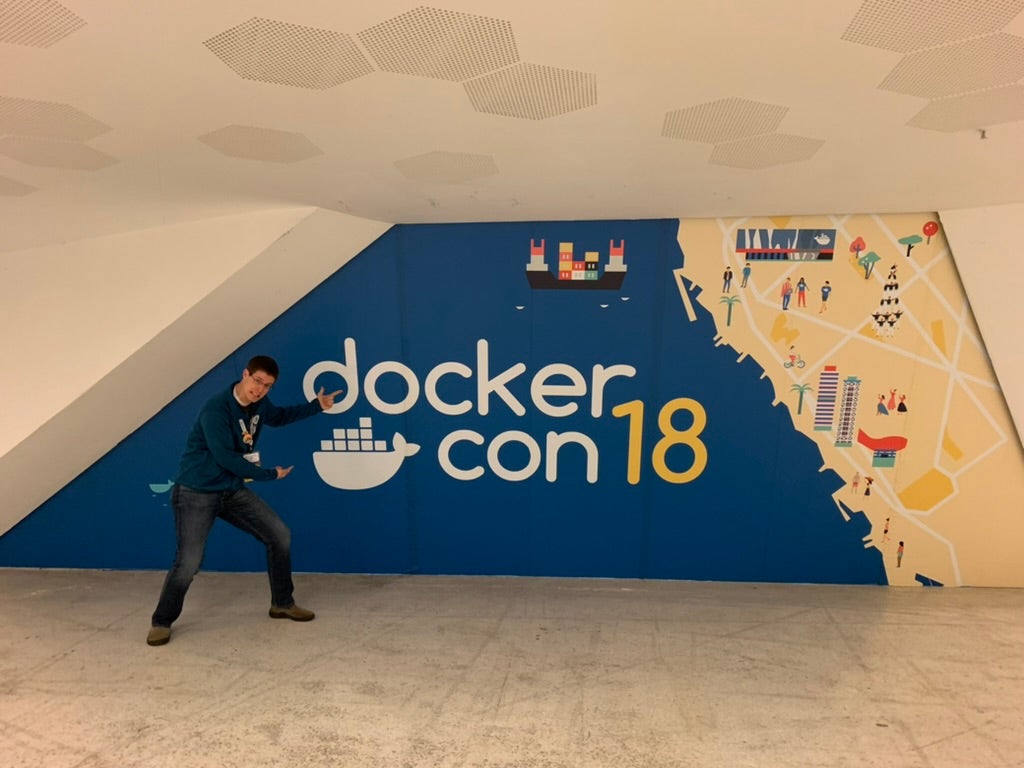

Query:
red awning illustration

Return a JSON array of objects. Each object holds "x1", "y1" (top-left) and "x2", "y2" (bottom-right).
[{"x1": 857, "y1": 429, "x2": 908, "y2": 452}]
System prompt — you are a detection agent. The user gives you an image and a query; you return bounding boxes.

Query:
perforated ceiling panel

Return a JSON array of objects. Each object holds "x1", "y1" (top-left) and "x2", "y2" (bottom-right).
[
  {"x1": 0, "y1": 136, "x2": 116, "y2": 169},
  {"x1": 464, "y1": 63, "x2": 596, "y2": 120},
  {"x1": 204, "y1": 17, "x2": 373, "y2": 90},
  {"x1": 0, "y1": 0, "x2": 85, "y2": 47},
  {"x1": 394, "y1": 151, "x2": 498, "y2": 183},
  {"x1": 908, "y1": 84, "x2": 1024, "y2": 131},
  {"x1": 359, "y1": 6, "x2": 518, "y2": 81},
  {"x1": 662, "y1": 98, "x2": 788, "y2": 143},
  {"x1": 709, "y1": 134, "x2": 824, "y2": 170},
  {"x1": 0, "y1": 95, "x2": 110, "y2": 141},
  {"x1": 879, "y1": 33, "x2": 1024, "y2": 98},
  {"x1": 198, "y1": 125, "x2": 324, "y2": 163},
  {"x1": 0, "y1": 175, "x2": 36, "y2": 196},
  {"x1": 841, "y1": 0, "x2": 1024, "y2": 53}
]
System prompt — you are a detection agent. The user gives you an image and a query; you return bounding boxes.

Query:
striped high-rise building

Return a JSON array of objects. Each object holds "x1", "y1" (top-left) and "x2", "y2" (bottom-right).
[
  {"x1": 835, "y1": 376, "x2": 862, "y2": 447},
  {"x1": 814, "y1": 365, "x2": 839, "y2": 431}
]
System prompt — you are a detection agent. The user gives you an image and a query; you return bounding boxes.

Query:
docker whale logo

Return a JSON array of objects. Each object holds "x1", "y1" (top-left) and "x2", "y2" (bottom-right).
[{"x1": 313, "y1": 417, "x2": 420, "y2": 490}]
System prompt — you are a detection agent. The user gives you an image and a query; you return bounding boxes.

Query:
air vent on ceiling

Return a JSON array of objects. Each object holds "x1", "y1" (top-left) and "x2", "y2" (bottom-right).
[
  {"x1": 395, "y1": 151, "x2": 498, "y2": 183},
  {"x1": 359, "y1": 6, "x2": 518, "y2": 82},
  {"x1": 908, "y1": 84, "x2": 1024, "y2": 131},
  {"x1": 0, "y1": 175, "x2": 37, "y2": 196},
  {"x1": 0, "y1": 95, "x2": 110, "y2": 141},
  {"x1": 464, "y1": 63, "x2": 596, "y2": 120},
  {"x1": 879, "y1": 33, "x2": 1024, "y2": 98},
  {"x1": 204, "y1": 17, "x2": 373, "y2": 90},
  {"x1": 662, "y1": 98, "x2": 788, "y2": 144},
  {"x1": 0, "y1": 136, "x2": 116, "y2": 169},
  {"x1": 0, "y1": 0, "x2": 86, "y2": 47},
  {"x1": 709, "y1": 134, "x2": 824, "y2": 170},
  {"x1": 841, "y1": 0, "x2": 1024, "y2": 53},
  {"x1": 198, "y1": 125, "x2": 324, "y2": 163}
]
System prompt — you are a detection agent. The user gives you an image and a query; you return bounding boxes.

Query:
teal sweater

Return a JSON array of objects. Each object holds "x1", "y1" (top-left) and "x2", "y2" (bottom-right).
[{"x1": 175, "y1": 383, "x2": 323, "y2": 491}]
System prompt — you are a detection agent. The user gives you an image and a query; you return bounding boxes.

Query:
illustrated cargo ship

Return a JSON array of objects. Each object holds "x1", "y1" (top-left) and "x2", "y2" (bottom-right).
[{"x1": 526, "y1": 239, "x2": 627, "y2": 290}]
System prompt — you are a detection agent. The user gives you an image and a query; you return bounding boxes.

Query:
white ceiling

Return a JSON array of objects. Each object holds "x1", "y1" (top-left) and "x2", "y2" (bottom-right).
[{"x1": 2, "y1": 0, "x2": 1024, "y2": 254}]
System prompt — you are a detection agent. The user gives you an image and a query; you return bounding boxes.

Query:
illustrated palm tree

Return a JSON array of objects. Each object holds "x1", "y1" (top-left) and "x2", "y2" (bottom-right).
[
  {"x1": 719, "y1": 295, "x2": 741, "y2": 326},
  {"x1": 790, "y1": 383, "x2": 813, "y2": 415}
]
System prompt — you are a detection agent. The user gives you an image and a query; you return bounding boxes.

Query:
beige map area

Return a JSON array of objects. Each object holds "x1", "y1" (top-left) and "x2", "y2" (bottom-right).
[{"x1": 677, "y1": 213, "x2": 1024, "y2": 587}]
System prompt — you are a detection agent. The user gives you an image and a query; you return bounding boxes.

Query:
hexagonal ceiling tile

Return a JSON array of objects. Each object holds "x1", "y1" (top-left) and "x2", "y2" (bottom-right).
[
  {"x1": 907, "y1": 84, "x2": 1024, "y2": 131},
  {"x1": 841, "y1": 0, "x2": 1024, "y2": 53},
  {"x1": 0, "y1": 0, "x2": 86, "y2": 48},
  {"x1": 662, "y1": 98, "x2": 788, "y2": 144},
  {"x1": 359, "y1": 6, "x2": 518, "y2": 82},
  {"x1": 0, "y1": 175, "x2": 37, "y2": 196},
  {"x1": 879, "y1": 33, "x2": 1024, "y2": 98},
  {"x1": 395, "y1": 151, "x2": 499, "y2": 183},
  {"x1": 464, "y1": 63, "x2": 596, "y2": 120},
  {"x1": 709, "y1": 134, "x2": 824, "y2": 170},
  {"x1": 198, "y1": 125, "x2": 324, "y2": 163},
  {"x1": 0, "y1": 95, "x2": 111, "y2": 141},
  {"x1": 204, "y1": 17, "x2": 373, "y2": 90},
  {"x1": 0, "y1": 136, "x2": 117, "y2": 169}
]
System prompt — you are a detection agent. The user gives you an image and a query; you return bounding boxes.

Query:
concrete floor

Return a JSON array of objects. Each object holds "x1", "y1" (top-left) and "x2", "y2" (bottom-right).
[{"x1": 2, "y1": 570, "x2": 1023, "y2": 768}]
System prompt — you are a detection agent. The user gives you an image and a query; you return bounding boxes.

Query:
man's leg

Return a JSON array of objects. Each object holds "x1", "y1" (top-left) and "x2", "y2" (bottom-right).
[
  {"x1": 150, "y1": 486, "x2": 219, "y2": 637},
  {"x1": 220, "y1": 488, "x2": 311, "y2": 619}
]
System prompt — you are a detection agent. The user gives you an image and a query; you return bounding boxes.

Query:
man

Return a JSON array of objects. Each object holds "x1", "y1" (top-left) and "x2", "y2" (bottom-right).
[
  {"x1": 780, "y1": 277, "x2": 793, "y2": 310},
  {"x1": 820, "y1": 280, "x2": 832, "y2": 313},
  {"x1": 147, "y1": 355, "x2": 341, "y2": 646}
]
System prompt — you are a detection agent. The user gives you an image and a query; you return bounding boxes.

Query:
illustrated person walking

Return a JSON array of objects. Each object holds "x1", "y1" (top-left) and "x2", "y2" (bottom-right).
[
  {"x1": 147, "y1": 355, "x2": 342, "y2": 646},
  {"x1": 781, "y1": 277, "x2": 793, "y2": 310},
  {"x1": 819, "y1": 280, "x2": 832, "y2": 313},
  {"x1": 796, "y1": 277, "x2": 807, "y2": 307},
  {"x1": 741, "y1": 262, "x2": 751, "y2": 288},
  {"x1": 723, "y1": 267, "x2": 734, "y2": 293}
]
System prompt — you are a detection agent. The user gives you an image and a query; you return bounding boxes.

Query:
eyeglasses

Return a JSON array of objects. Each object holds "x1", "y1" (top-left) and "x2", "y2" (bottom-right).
[{"x1": 250, "y1": 375, "x2": 274, "y2": 390}]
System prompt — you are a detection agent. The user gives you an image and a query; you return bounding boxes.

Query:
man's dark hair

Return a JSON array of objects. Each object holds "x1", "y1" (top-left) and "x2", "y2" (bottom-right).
[{"x1": 246, "y1": 355, "x2": 279, "y2": 379}]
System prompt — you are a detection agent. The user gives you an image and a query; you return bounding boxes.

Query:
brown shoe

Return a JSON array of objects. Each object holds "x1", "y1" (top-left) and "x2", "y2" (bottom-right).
[
  {"x1": 146, "y1": 626, "x2": 171, "y2": 646},
  {"x1": 269, "y1": 604, "x2": 315, "y2": 622}
]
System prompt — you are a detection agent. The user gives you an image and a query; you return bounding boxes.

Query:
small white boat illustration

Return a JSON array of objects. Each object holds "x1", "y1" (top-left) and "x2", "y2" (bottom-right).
[{"x1": 313, "y1": 432, "x2": 420, "y2": 490}]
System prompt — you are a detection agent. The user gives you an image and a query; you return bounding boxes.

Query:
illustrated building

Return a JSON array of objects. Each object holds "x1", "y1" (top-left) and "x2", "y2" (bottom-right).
[
  {"x1": 814, "y1": 365, "x2": 839, "y2": 431},
  {"x1": 835, "y1": 376, "x2": 862, "y2": 447}
]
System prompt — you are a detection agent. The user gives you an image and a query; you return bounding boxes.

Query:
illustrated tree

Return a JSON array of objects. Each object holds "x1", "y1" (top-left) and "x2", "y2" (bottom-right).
[
  {"x1": 898, "y1": 234, "x2": 923, "y2": 258},
  {"x1": 922, "y1": 221, "x2": 939, "y2": 244},
  {"x1": 719, "y1": 294, "x2": 741, "y2": 326},
  {"x1": 850, "y1": 236, "x2": 866, "y2": 262},
  {"x1": 790, "y1": 383, "x2": 813, "y2": 415},
  {"x1": 858, "y1": 250, "x2": 881, "y2": 279}
]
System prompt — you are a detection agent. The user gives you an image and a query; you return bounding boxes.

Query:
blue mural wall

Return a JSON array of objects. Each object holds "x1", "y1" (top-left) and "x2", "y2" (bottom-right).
[{"x1": 0, "y1": 220, "x2": 884, "y2": 584}]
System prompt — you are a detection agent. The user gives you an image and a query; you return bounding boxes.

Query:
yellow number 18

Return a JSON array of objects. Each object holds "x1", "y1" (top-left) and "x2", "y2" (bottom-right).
[{"x1": 611, "y1": 398, "x2": 708, "y2": 485}]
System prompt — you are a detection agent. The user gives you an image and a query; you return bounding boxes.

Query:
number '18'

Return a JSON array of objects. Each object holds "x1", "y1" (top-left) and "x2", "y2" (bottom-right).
[{"x1": 611, "y1": 398, "x2": 708, "y2": 485}]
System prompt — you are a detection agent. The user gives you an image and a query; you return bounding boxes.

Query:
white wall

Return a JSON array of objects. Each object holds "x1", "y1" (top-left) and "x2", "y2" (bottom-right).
[
  {"x1": 0, "y1": 208, "x2": 390, "y2": 536},
  {"x1": 939, "y1": 203, "x2": 1024, "y2": 444}
]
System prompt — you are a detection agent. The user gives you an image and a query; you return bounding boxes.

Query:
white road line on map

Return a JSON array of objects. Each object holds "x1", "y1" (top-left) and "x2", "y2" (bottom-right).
[
  {"x1": 672, "y1": 268, "x2": 697, "y2": 322},
  {"x1": 952, "y1": 436, "x2": 1009, "y2": 479}
]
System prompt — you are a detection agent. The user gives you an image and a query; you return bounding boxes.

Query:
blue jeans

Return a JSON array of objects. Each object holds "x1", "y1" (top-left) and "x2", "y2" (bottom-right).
[{"x1": 151, "y1": 485, "x2": 295, "y2": 627}]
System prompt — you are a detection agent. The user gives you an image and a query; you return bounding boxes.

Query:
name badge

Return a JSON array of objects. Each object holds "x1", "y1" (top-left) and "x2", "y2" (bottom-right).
[{"x1": 243, "y1": 451, "x2": 261, "y2": 465}]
